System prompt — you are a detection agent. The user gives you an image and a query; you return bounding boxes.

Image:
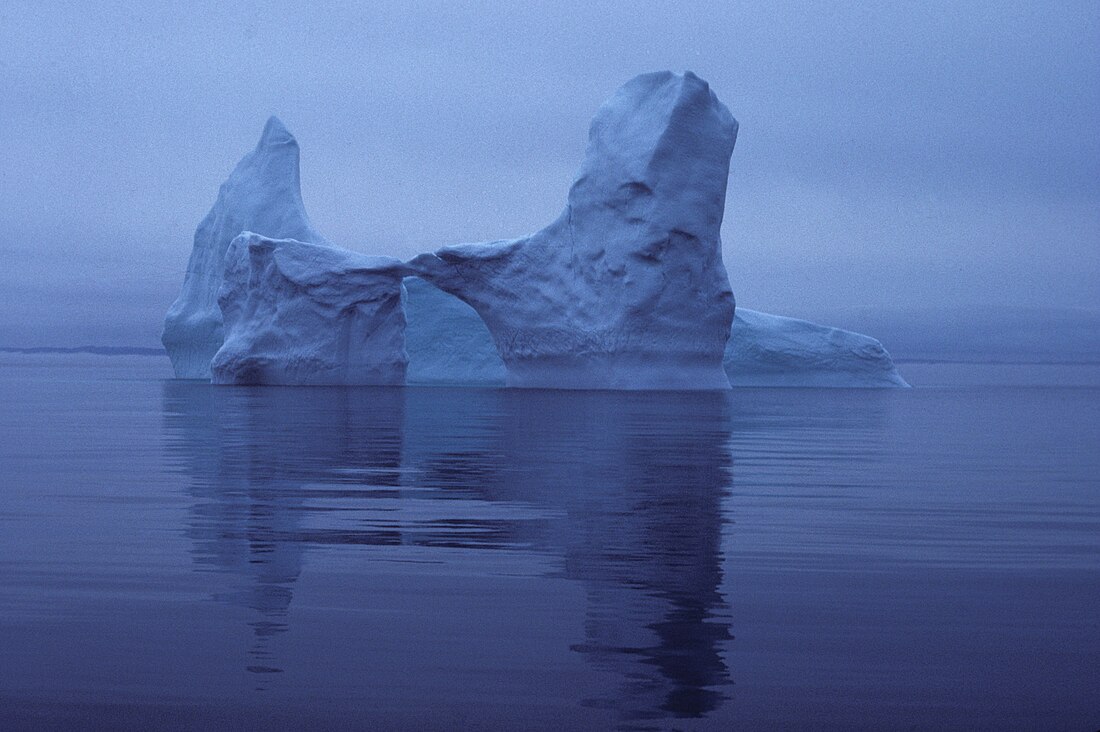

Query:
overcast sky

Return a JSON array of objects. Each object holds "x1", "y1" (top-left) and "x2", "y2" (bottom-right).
[{"x1": 1, "y1": 0, "x2": 1097, "y2": 346}]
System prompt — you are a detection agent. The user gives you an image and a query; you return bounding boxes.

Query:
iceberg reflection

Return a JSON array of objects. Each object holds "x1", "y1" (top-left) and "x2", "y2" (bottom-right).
[{"x1": 162, "y1": 383, "x2": 733, "y2": 724}]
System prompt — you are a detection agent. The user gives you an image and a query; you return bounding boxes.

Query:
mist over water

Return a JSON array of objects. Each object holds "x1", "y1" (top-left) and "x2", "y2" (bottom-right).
[{"x1": 1, "y1": 355, "x2": 1097, "y2": 728}]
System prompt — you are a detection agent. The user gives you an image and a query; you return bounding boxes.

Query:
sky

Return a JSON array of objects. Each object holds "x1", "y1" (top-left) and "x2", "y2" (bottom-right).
[{"x1": 1, "y1": 0, "x2": 1098, "y2": 347}]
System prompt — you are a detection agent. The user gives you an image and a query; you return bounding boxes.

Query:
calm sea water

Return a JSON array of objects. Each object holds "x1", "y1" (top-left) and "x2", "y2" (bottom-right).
[{"x1": 1, "y1": 355, "x2": 1097, "y2": 730}]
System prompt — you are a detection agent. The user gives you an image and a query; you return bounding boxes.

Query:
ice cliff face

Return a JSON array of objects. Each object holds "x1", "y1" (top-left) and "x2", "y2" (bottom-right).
[
  {"x1": 211, "y1": 233, "x2": 407, "y2": 385},
  {"x1": 726, "y1": 309, "x2": 909, "y2": 387},
  {"x1": 408, "y1": 71, "x2": 738, "y2": 390},
  {"x1": 162, "y1": 117, "x2": 328, "y2": 379}
]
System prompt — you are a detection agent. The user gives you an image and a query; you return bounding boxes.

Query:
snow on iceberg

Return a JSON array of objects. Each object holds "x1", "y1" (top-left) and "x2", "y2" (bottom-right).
[
  {"x1": 162, "y1": 117, "x2": 329, "y2": 379},
  {"x1": 211, "y1": 233, "x2": 408, "y2": 385},
  {"x1": 404, "y1": 277, "x2": 506, "y2": 386},
  {"x1": 726, "y1": 309, "x2": 909, "y2": 387},
  {"x1": 408, "y1": 71, "x2": 738, "y2": 390}
]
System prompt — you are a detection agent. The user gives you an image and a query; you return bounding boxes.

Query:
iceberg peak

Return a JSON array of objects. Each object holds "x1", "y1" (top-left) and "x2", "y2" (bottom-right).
[
  {"x1": 161, "y1": 117, "x2": 329, "y2": 379},
  {"x1": 569, "y1": 71, "x2": 737, "y2": 238},
  {"x1": 258, "y1": 115, "x2": 295, "y2": 147}
]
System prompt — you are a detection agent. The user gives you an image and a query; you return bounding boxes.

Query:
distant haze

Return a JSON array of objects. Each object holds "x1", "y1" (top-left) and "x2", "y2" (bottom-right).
[{"x1": 1, "y1": 1, "x2": 1097, "y2": 350}]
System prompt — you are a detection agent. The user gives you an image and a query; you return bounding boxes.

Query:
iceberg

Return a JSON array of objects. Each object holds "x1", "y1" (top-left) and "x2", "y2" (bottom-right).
[
  {"x1": 211, "y1": 233, "x2": 407, "y2": 386},
  {"x1": 162, "y1": 117, "x2": 329, "y2": 379},
  {"x1": 161, "y1": 73, "x2": 908, "y2": 390},
  {"x1": 725, "y1": 309, "x2": 909, "y2": 387},
  {"x1": 408, "y1": 71, "x2": 738, "y2": 390}
]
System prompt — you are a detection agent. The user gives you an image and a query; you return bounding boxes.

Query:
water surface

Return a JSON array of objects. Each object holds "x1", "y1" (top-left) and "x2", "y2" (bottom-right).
[{"x1": 1, "y1": 355, "x2": 1097, "y2": 729}]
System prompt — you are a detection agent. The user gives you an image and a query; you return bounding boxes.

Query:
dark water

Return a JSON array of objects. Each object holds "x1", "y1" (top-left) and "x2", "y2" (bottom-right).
[{"x1": 1, "y1": 356, "x2": 1098, "y2": 730}]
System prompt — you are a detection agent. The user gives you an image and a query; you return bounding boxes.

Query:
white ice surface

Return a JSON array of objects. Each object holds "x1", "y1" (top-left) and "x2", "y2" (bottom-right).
[
  {"x1": 162, "y1": 117, "x2": 329, "y2": 379},
  {"x1": 211, "y1": 233, "x2": 407, "y2": 385}
]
